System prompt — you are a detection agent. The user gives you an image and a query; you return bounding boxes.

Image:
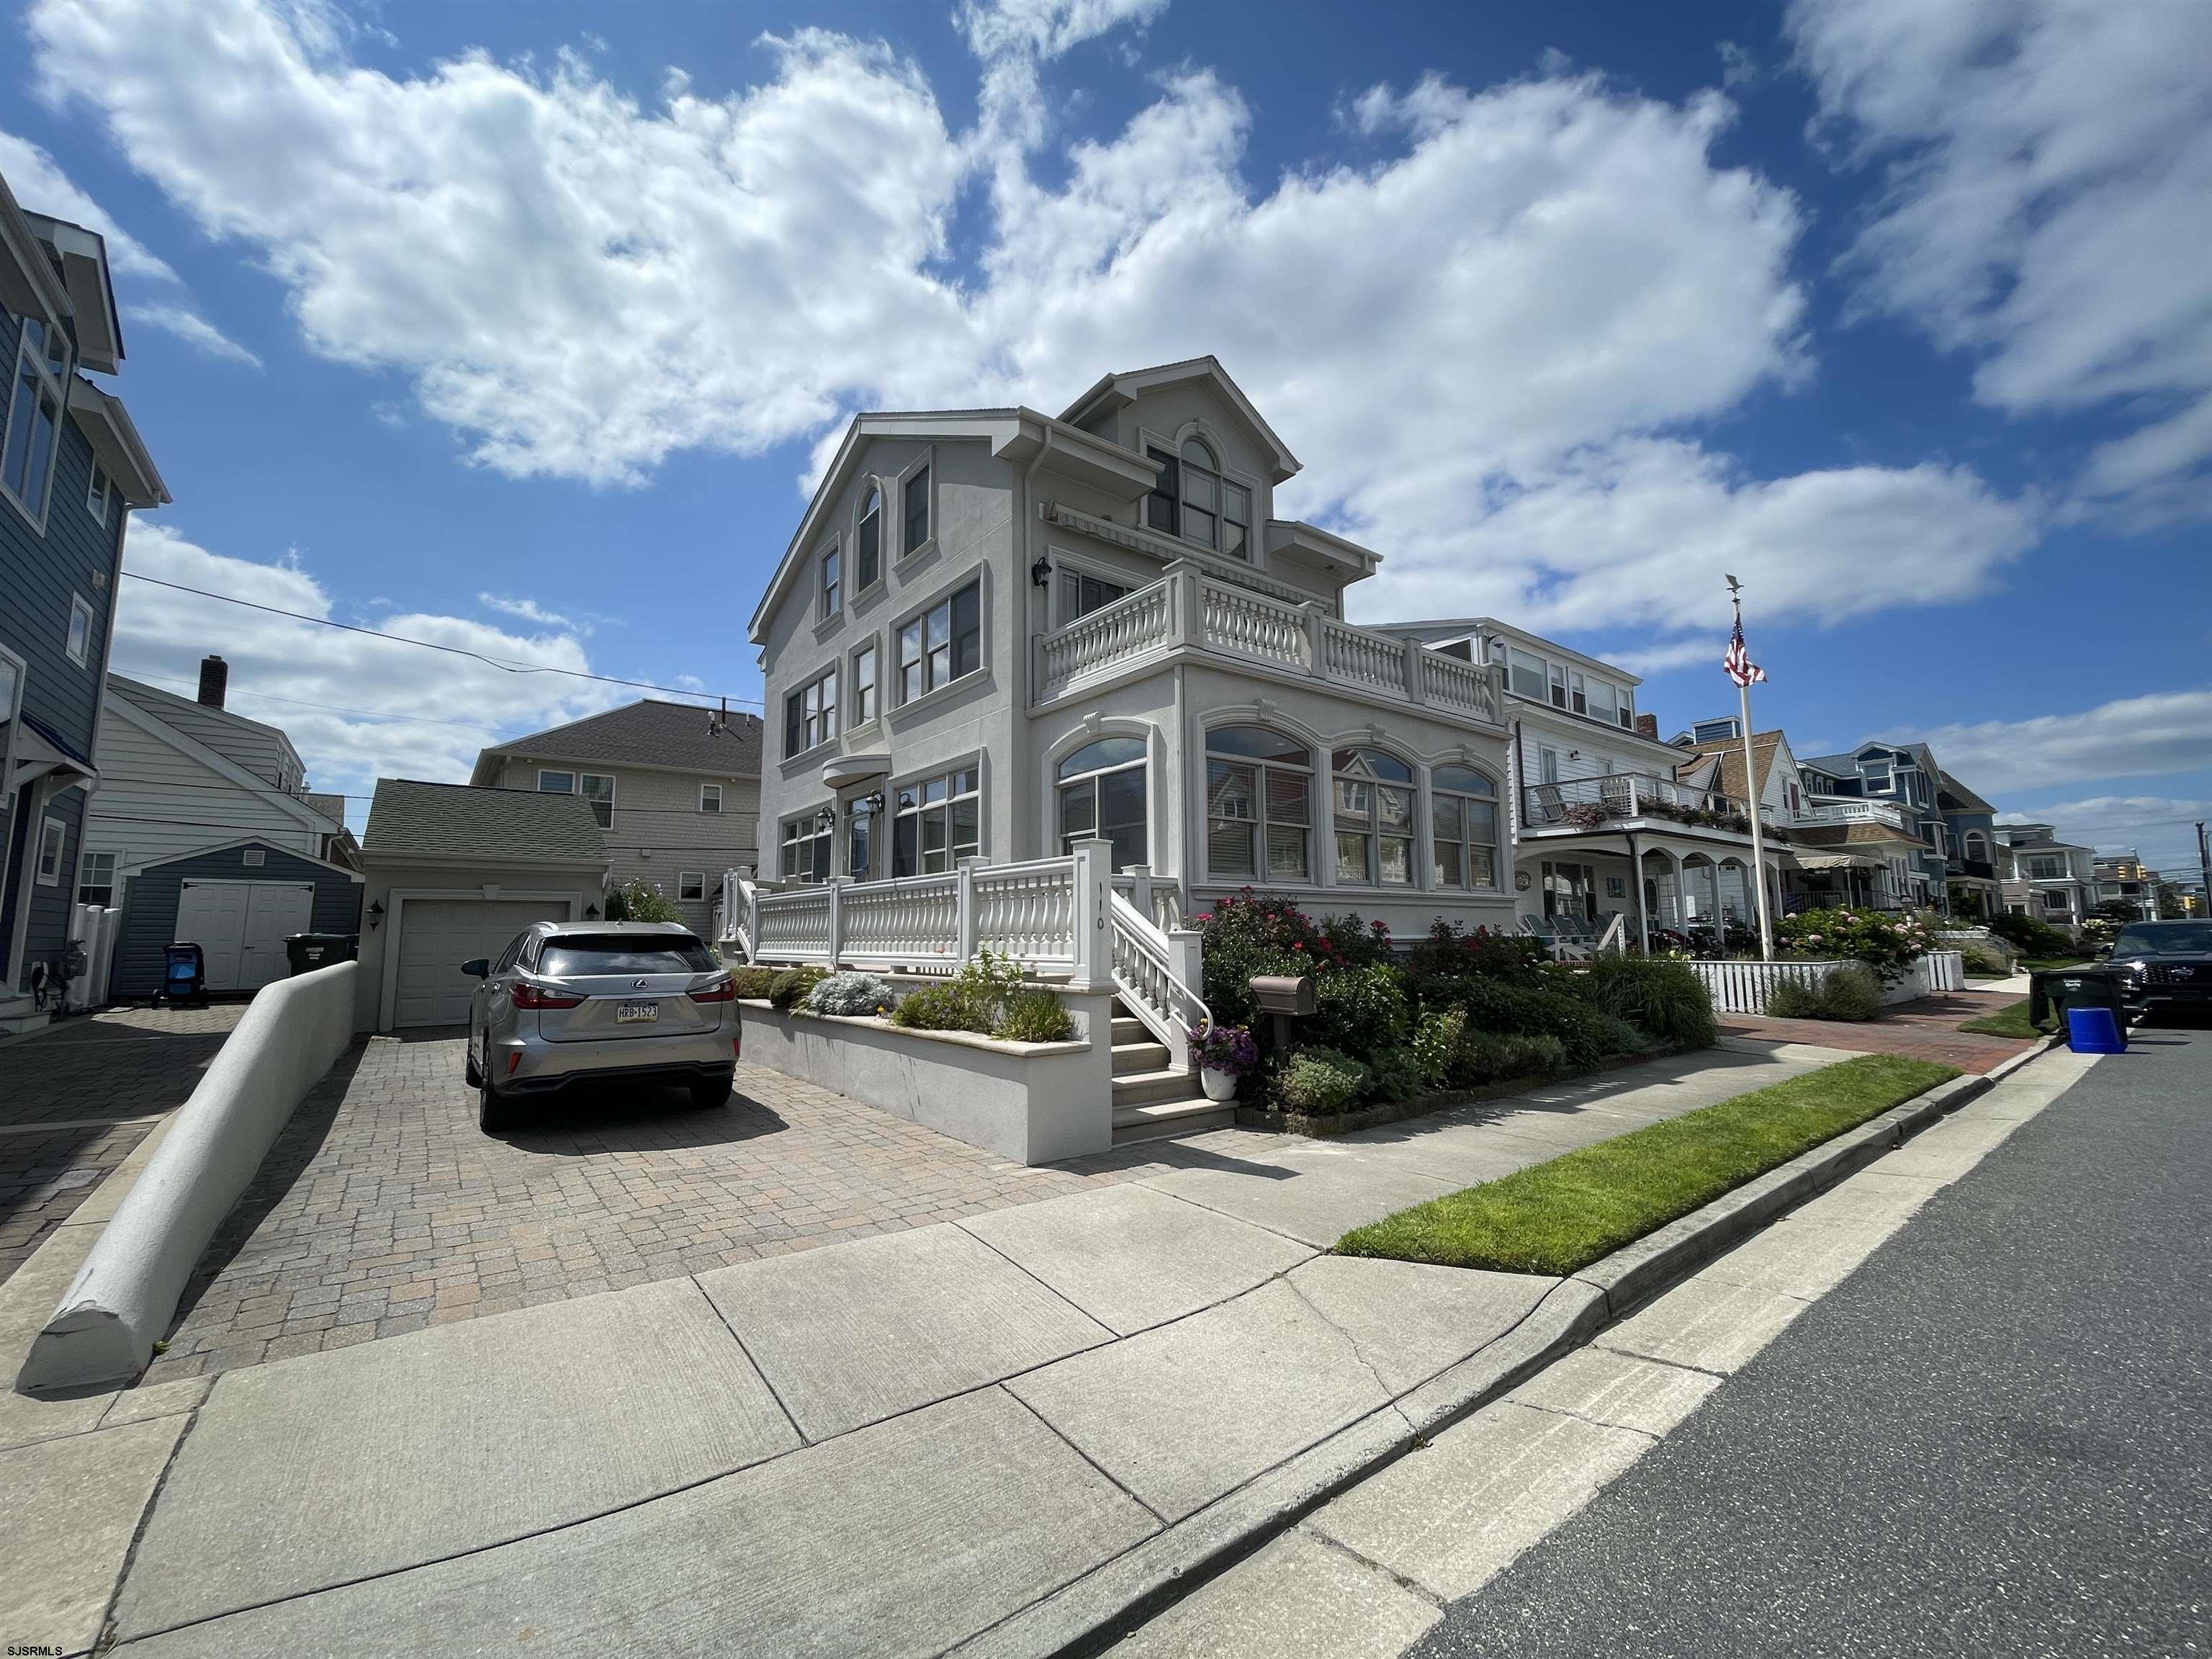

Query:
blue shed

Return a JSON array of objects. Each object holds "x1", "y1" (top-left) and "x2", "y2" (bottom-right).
[{"x1": 112, "y1": 838, "x2": 362, "y2": 999}]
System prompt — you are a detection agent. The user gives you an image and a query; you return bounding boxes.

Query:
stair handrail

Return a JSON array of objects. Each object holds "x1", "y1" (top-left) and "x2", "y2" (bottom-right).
[
  {"x1": 1107, "y1": 890, "x2": 1210, "y2": 1066},
  {"x1": 1594, "y1": 912, "x2": 1628, "y2": 956}
]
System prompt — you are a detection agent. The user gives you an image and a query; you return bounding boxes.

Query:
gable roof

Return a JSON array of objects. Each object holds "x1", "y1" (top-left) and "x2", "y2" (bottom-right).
[
  {"x1": 101, "y1": 688, "x2": 333, "y2": 835},
  {"x1": 1935, "y1": 768, "x2": 1995, "y2": 814},
  {"x1": 471, "y1": 699, "x2": 763, "y2": 782},
  {"x1": 1674, "y1": 730, "x2": 1789, "y2": 802},
  {"x1": 1058, "y1": 356, "x2": 1301, "y2": 483},
  {"x1": 364, "y1": 780, "x2": 608, "y2": 866},
  {"x1": 110, "y1": 675, "x2": 297, "y2": 767}
]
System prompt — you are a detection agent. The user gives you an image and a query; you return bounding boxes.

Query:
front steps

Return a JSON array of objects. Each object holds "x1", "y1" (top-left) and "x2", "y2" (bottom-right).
[{"x1": 1108, "y1": 999, "x2": 1233, "y2": 1144}]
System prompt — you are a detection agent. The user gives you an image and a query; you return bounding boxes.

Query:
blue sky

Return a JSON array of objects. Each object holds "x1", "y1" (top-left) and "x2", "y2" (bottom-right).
[{"x1": 5, "y1": 0, "x2": 2208, "y2": 877}]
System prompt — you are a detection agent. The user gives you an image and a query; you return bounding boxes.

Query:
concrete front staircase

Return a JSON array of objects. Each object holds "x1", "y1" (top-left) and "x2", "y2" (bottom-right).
[{"x1": 1108, "y1": 998, "x2": 1233, "y2": 1145}]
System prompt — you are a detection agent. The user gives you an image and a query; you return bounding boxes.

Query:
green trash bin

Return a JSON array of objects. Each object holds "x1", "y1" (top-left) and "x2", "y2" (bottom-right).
[{"x1": 2028, "y1": 965, "x2": 2133, "y2": 1030}]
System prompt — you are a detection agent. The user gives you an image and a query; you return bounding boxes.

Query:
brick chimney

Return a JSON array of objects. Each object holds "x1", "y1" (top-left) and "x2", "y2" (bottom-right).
[
  {"x1": 197, "y1": 655, "x2": 228, "y2": 711},
  {"x1": 1635, "y1": 712, "x2": 1658, "y2": 739}
]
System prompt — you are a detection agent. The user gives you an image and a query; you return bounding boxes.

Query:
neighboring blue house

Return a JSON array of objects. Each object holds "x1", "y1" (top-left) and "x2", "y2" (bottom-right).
[
  {"x1": 1795, "y1": 742, "x2": 1953, "y2": 913},
  {"x1": 1934, "y1": 768, "x2": 2002, "y2": 920},
  {"x1": 1, "y1": 165, "x2": 169, "y2": 1032}
]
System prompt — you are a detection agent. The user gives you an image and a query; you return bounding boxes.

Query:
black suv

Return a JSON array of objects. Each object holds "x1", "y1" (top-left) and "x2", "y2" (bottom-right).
[{"x1": 2103, "y1": 920, "x2": 2212, "y2": 1022}]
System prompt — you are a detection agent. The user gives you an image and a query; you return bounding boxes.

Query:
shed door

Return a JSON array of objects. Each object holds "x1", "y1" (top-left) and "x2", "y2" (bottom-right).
[
  {"x1": 393, "y1": 898, "x2": 568, "y2": 1028},
  {"x1": 176, "y1": 881, "x2": 315, "y2": 991}
]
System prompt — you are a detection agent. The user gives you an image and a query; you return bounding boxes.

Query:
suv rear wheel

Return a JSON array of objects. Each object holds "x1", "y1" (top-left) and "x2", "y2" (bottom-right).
[
  {"x1": 691, "y1": 1071, "x2": 734, "y2": 1110},
  {"x1": 479, "y1": 1069, "x2": 521, "y2": 1133}
]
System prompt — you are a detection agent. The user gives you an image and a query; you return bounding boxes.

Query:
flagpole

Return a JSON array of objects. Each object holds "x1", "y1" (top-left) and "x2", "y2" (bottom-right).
[{"x1": 1730, "y1": 584, "x2": 1776, "y2": 961}]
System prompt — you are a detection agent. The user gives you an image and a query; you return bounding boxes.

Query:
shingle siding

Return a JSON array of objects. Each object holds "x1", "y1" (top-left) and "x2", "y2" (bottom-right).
[
  {"x1": 111, "y1": 841, "x2": 364, "y2": 999},
  {"x1": 1, "y1": 302, "x2": 131, "y2": 990}
]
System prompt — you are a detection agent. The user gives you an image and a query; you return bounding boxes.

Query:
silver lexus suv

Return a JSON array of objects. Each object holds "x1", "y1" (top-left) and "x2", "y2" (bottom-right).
[{"x1": 462, "y1": 921, "x2": 739, "y2": 1132}]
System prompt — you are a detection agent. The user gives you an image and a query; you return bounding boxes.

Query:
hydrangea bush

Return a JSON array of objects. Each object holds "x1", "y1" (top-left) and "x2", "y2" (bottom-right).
[{"x1": 1774, "y1": 907, "x2": 1928, "y2": 984}]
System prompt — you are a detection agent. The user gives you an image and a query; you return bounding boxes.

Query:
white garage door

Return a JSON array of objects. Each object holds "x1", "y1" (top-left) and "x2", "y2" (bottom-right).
[
  {"x1": 176, "y1": 881, "x2": 317, "y2": 992},
  {"x1": 393, "y1": 899, "x2": 568, "y2": 1028}
]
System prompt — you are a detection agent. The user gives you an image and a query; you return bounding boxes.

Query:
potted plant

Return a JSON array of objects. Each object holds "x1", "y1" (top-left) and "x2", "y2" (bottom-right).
[{"x1": 1189, "y1": 1022, "x2": 1260, "y2": 1102}]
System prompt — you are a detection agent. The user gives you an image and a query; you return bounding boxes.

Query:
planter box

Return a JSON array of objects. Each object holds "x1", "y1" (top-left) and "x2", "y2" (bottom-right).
[{"x1": 736, "y1": 992, "x2": 1116, "y2": 1166}]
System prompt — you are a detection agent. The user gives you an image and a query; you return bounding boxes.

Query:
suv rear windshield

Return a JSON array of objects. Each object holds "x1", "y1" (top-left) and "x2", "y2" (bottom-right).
[
  {"x1": 2115, "y1": 923, "x2": 2212, "y2": 955},
  {"x1": 536, "y1": 935, "x2": 719, "y2": 976}
]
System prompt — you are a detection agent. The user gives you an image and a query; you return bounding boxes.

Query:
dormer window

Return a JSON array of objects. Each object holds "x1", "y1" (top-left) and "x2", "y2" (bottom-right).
[{"x1": 1144, "y1": 437, "x2": 1252, "y2": 559}]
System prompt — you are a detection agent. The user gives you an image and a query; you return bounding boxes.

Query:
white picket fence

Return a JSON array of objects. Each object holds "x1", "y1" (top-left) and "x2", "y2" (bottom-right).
[{"x1": 1690, "y1": 949, "x2": 1966, "y2": 1015}]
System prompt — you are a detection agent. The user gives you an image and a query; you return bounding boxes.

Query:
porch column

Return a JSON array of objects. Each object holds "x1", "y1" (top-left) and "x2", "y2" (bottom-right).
[{"x1": 1629, "y1": 833, "x2": 1651, "y2": 953}]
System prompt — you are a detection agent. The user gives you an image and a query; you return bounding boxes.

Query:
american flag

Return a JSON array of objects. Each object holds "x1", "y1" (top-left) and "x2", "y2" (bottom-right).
[{"x1": 1724, "y1": 617, "x2": 1767, "y2": 688}]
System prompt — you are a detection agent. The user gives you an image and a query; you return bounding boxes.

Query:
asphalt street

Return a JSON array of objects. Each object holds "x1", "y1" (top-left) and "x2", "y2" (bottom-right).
[{"x1": 1416, "y1": 1025, "x2": 2212, "y2": 1659}]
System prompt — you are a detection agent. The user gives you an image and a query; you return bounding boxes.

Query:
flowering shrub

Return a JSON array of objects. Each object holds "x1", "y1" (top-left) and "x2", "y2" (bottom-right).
[
  {"x1": 1774, "y1": 907, "x2": 1927, "y2": 983},
  {"x1": 1196, "y1": 891, "x2": 1376, "y2": 1024},
  {"x1": 1563, "y1": 801, "x2": 1614, "y2": 830},
  {"x1": 1404, "y1": 920, "x2": 1544, "y2": 983},
  {"x1": 1190, "y1": 1022, "x2": 1261, "y2": 1077},
  {"x1": 1308, "y1": 963, "x2": 1411, "y2": 1061}
]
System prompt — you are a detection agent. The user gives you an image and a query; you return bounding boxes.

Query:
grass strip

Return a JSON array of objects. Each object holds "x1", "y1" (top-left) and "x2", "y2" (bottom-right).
[
  {"x1": 1334, "y1": 1053, "x2": 1958, "y2": 1277},
  {"x1": 2018, "y1": 956, "x2": 2091, "y2": 973},
  {"x1": 1959, "y1": 1001, "x2": 2051, "y2": 1039}
]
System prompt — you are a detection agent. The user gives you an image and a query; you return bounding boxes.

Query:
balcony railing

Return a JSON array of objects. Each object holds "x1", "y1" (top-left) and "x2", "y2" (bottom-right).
[
  {"x1": 1033, "y1": 569, "x2": 1503, "y2": 727},
  {"x1": 1789, "y1": 799, "x2": 1908, "y2": 830},
  {"x1": 1521, "y1": 773, "x2": 1765, "y2": 834}
]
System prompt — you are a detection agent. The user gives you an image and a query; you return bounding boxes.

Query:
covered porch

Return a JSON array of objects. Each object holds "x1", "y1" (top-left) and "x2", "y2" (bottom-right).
[{"x1": 1512, "y1": 829, "x2": 1789, "y2": 953}]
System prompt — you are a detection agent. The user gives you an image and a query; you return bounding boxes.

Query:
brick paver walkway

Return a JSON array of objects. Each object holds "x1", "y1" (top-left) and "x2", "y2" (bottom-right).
[
  {"x1": 145, "y1": 1033, "x2": 1161, "y2": 1384},
  {"x1": 1719, "y1": 990, "x2": 2035, "y2": 1074},
  {"x1": 0, "y1": 1004, "x2": 248, "y2": 1283}
]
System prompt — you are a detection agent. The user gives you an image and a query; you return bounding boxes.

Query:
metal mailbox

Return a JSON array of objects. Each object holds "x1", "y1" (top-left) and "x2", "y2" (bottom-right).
[{"x1": 1249, "y1": 974, "x2": 1317, "y2": 1015}]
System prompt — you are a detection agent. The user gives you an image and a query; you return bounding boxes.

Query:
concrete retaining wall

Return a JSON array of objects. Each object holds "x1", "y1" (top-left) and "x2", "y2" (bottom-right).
[
  {"x1": 17, "y1": 961, "x2": 360, "y2": 1393},
  {"x1": 737, "y1": 990, "x2": 1115, "y2": 1165}
]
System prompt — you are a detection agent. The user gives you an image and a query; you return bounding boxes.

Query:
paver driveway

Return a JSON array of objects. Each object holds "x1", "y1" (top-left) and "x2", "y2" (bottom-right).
[
  {"x1": 145, "y1": 1029, "x2": 1146, "y2": 1384},
  {"x1": 0, "y1": 1005, "x2": 246, "y2": 1285}
]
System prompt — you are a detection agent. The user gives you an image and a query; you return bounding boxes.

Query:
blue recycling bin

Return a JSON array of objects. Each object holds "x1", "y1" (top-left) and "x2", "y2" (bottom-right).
[{"x1": 2065, "y1": 1005, "x2": 2126, "y2": 1054}]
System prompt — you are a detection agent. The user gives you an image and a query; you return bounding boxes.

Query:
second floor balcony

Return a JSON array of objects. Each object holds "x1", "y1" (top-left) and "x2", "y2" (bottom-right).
[
  {"x1": 1790, "y1": 797, "x2": 1909, "y2": 830},
  {"x1": 1521, "y1": 772, "x2": 1770, "y2": 837},
  {"x1": 1031, "y1": 565, "x2": 1505, "y2": 731}
]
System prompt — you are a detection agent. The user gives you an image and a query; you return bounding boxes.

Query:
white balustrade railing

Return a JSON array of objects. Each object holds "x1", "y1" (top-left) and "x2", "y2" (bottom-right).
[
  {"x1": 1110, "y1": 871, "x2": 1185, "y2": 932},
  {"x1": 1028, "y1": 568, "x2": 1506, "y2": 732},
  {"x1": 1791, "y1": 799, "x2": 1907, "y2": 829},
  {"x1": 1200, "y1": 579, "x2": 1310, "y2": 669},
  {"x1": 1108, "y1": 891, "x2": 1209, "y2": 1068},
  {"x1": 971, "y1": 857, "x2": 1080, "y2": 969},
  {"x1": 840, "y1": 872, "x2": 960, "y2": 967},
  {"x1": 1421, "y1": 650, "x2": 1499, "y2": 721},
  {"x1": 1035, "y1": 581, "x2": 1173, "y2": 701},
  {"x1": 1321, "y1": 617, "x2": 1402, "y2": 693},
  {"x1": 745, "y1": 844, "x2": 1123, "y2": 985}
]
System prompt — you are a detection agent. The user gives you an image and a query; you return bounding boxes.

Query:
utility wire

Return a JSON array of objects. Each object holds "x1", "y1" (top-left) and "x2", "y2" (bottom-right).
[{"x1": 121, "y1": 571, "x2": 765, "y2": 708}]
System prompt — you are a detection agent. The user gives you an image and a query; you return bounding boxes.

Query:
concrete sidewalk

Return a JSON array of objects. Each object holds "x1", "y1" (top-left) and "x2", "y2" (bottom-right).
[{"x1": 1, "y1": 1043, "x2": 1843, "y2": 1658}]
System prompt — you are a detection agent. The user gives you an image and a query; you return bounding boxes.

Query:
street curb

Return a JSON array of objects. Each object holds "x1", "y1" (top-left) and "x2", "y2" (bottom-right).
[{"x1": 967, "y1": 1046, "x2": 2051, "y2": 1658}]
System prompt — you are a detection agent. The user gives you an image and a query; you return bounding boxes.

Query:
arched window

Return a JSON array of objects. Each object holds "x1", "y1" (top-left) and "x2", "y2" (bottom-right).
[
  {"x1": 856, "y1": 482, "x2": 881, "y2": 590},
  {"x1": 1332, "y1": 748, "x2": 1415, "y2": 886},
  {"x1": 1143, "y1": 436, "x2": 1252, "y2": 559},
  {"x1": 1206, "y1": 725, "x2": 1311, "y2": 881},
  {"x1": 1964, "y1": 830, "x2": 1989, "y2": 863},
  {"x1": 1431, "y1": 764, "x2": 1499, "y2": 889},
  {"x1": 1057, "y1": 737, "x2": 1147, "y2": 871}
]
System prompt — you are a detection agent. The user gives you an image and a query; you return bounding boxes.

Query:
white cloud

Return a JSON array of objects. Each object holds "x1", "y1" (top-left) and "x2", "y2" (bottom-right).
[
  {"x1": 1898, "y1": 687, "x2": 2212, "y2": 796},
  {"x1": 1603, "y1": 634, "x2": 1728, "y2": 679},
  {"x1": 475, "y1": 592, "x2": 578, "y2": 630},
  {"x1": 33, "y1": 0, "x2": 2036, "y2": 636},
  {"x1": 1791, "y1": 0, "x2": 2212, "y2": 527},
  {"x1": 115, "y1": 520, "x2": 626, "y2": 815},
  {"x1": 0, "y1": 127, "x2": 259, "y2": 367}
]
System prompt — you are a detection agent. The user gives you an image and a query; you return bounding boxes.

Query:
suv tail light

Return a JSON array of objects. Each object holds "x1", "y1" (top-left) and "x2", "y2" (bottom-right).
[
  {"x1": 688, "y1": 979, "x2": 737, "y2": 1004},
  {"x1": 511, "y1": 981, "x2": 586, "y2": 1010}
]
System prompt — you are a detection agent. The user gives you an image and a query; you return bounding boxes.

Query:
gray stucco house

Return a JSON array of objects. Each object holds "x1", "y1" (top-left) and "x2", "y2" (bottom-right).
[
  {"x1": 0, "y1": 164, "x2": 169, "y2": 1033},
  {"x1": 469, "y1": 698, "x2": 763, "y2": 939},
  {"x1": 747, "y1": 356, "x2": 1514, "y2": 940}
]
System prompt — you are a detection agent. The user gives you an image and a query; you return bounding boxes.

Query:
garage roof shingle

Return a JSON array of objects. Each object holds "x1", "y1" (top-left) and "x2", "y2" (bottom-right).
[{"x1": 364, "y1": 779, "x2": 608, "y2": 866}]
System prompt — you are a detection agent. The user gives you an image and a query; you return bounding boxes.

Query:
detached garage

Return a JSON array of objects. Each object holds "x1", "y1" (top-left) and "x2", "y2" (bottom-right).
[
  {"x1": 112, "y1": 839, "x2": 364, "y2": 999},
  {"x1": 355, "y1": 779, "x2": 609, "y2": 1033}
]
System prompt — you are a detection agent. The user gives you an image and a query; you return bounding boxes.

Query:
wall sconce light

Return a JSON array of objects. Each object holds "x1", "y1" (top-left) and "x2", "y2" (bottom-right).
[
  {"x1": 367, "y1": 900, "x2": 385, "y2": 932},
  {"x1": 1030, "y1": 554, "x2": 1053, "y2": 589},
  {"x1": 584, "y1": 903, "x2": 601, "y2": 921},
  {"x1": 815, "y1": 806, "x2": 837, "y2": 833},
  {"x1": 853, "y1": 791, "x2": 884, "y2": 817}
]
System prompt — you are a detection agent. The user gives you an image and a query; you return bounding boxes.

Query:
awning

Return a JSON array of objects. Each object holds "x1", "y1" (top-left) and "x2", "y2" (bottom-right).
[
  {"x1": 1796, "y1": 851, "x2": 1880, "y2": 872},
  {"x1": 4, "y1": 713, "x2": 99, "y2": 796}
]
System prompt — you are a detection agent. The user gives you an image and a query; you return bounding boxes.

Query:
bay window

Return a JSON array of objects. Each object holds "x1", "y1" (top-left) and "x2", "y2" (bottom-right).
[
  {"x1": 1205, "y1": 725, "x2": 1310, "y2": 881},
  {"x1": 1431, "y1": 764, "x2": 1500, "y2": 889},
  {"x1": 1056, "y1": 737, "x2": 1146, "y2": 871},
  {"x1": 781, "y1": 812, "x2": 832, "y2": 882},
  {"x1": 1332, "y1": 747, "x2": 1415, "y2": 886}
]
